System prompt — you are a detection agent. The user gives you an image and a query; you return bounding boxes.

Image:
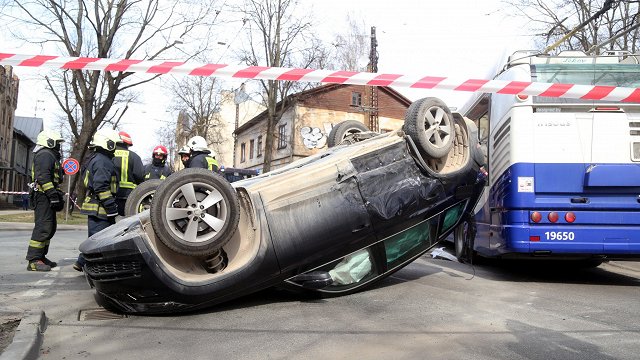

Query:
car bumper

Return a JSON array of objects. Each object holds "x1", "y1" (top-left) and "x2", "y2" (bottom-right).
[{"x1": 80, "y1": 213, "x2": 281, "y2": 314}]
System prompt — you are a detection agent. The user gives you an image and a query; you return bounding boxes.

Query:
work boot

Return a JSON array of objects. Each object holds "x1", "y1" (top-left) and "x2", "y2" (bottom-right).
[
  {"x1": 72, "y1": 262, "x2": 83, "y2": 272},
  {"x1": 27, "y1": 260, "x2": 51, "y2": 272},
  {"x1": 42, "y1": 257, "x2": 57, "y2": 268}
]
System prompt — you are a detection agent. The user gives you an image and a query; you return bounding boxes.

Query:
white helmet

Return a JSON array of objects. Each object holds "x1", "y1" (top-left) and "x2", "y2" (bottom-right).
[
  {"x1": 91, "y1": 128, "x2": 120, "y2": 152},
  {"x1": 177, "y1": 145, "x2": 191, "y2": 155},
  {"x1": 187, "y1": 136, "x2": 209, "y2": 152},
  {"x1": 36, "y1": 129, "x2": 64, "y2": 149}
]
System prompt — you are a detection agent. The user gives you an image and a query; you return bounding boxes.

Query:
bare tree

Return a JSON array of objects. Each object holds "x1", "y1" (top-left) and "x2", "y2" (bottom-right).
[
  {"x1": 236, "y1": 0, "x2": 329, "y2": 172},
  {"x1": 505, "y1": 0, "x2": 640, "y2": 53},
  {"x1": 155, "y1": 118, "x2": 177, "y2": 169},
  {"x1": 330, "y1": 15, "x2": 369, "y2": 71},
  {"x1": 2, "y1": 0, "x2": 220, "y2": 195},
  {"x1": 167, "y1": 74, "x2": 226, "y2": 160}
]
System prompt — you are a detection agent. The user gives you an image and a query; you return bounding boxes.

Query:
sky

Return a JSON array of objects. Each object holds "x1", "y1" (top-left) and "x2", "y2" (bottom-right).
[{"x1": 1, "y1": 0, "x2": 533, "y2": 161}]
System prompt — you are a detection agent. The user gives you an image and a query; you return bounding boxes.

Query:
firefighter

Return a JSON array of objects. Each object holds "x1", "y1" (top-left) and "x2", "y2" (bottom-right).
[
  {"x1": 25, "y1": 130, "x2": 65, "y2": 271},
  {"x1": 178, "y1": 145, "x2": 191, "y2": 169},
  {"x1": 113, "y1": 131, "x2": 145, "y2": 216},
  {"x1": 185, "y1": 136, "x2": 219, "y2": 171},
  {"x1": 144, "y1": 145, "x2": 173, "y2": 180},
  {"x1": 74, "y1": 128, "x2": 120, "y2": 272}
]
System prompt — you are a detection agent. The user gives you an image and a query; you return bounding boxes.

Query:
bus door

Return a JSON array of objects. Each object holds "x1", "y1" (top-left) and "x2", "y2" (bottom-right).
[{"x1": 463, "y1": 94, "x2": 494, "y2": 253}]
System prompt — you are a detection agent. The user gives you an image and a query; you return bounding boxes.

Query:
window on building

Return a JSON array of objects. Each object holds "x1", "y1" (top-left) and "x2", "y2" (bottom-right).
[
  {"x1": 249, "y1": 139, "x2": 255, "y2": 159},
  {"x1": 240, "y1": 142, "x2": 246, "y2": 163},
  {"x1": 257, "y1": 135, "x2": 263, "y2": 157},
  {"x1": 278, "y1": 124, "x2": 287, "y2": 149},
  {"x1": 351, "y1": 92, "x2": 362, "y2": 106}
]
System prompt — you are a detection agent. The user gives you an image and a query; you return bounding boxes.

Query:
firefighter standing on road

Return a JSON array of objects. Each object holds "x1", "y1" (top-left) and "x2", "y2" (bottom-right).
[
  {"x1": 113, "y1": 131, "x2": 145, "y2": 215},
  {"x1": 25, "y1": 130, "x2": 65, "y2": 272},
  {"x1": 185, "y1": 136, "x2": 219, "y2": 171},
  {"x1": 144, "y1": 145, "x2": 173, "y2": 180},
  {"x1": 74, "y1": 128, "x2": 120, "y2": 272}
]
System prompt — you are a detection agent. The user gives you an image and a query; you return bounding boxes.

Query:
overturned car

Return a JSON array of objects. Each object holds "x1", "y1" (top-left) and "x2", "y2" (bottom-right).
[{"x1": 80, "y1": 97, "x2": 486, "y2": 314}]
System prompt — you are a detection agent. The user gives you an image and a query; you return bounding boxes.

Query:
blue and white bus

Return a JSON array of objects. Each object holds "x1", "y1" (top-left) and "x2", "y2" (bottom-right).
[{"x1": 456, "y1": 50, "x2": 640, "y2": 265}]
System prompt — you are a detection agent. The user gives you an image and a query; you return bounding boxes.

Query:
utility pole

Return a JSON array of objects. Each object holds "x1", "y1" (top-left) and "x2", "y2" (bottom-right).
[
  {"x1": 233, "y1": 83, "x2": 248, "y2": 167},
  {"x1": 367, "y1": 26, "x2": 379, "y2": 132}
]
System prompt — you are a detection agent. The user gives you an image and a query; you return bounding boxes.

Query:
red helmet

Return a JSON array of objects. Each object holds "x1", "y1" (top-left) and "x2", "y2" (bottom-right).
[
  {"x1": 152, "y1": 145, "x2": 168, "y2": 156},
  {"x1": 118, "y1": 131, "x2": 133, "y2": 146}
]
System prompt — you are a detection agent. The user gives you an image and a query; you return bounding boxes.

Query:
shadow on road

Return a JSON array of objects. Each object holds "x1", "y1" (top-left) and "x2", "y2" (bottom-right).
[
  {"x1": 434, "y1": 243, "x2": 640, "y2": 286},
  {"x1": 506, "y1": 319, "x2": 618, "y2": 360}
]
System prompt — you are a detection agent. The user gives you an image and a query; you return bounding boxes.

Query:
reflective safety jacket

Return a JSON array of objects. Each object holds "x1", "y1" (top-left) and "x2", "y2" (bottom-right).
[
  {"x1": 143, "y1": 163, "x2": 172, "y2": 180},
  {"x1": 189, "y1": 152, "x2": 219, "y2": 172},
  {"x1": 80, "y1": 151, "x2": 117, "y2": 219},
  {"x1": 113, "y1": 145, "x2": 145, "y2": 199},
  {"x1": 30, "y1": 147, "x2": 63, "y2": 193}
]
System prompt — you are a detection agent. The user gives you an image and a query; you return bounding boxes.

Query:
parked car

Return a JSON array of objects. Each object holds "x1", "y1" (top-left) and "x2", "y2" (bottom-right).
[
  {"x1": 79, "y1": 97, "x2": 486, "y2": 314},
  {"x1": 220, "y1": 167, "x2": 259, "y2": 183}
]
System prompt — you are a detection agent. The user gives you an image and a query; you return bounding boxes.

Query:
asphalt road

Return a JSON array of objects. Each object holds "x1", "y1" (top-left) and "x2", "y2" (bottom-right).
[{"x1": 1, "y1": 228, "x2": 639, "y2": 360}]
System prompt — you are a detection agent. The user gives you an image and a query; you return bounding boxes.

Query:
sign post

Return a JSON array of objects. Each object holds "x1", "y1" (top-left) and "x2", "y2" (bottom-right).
[{"x1": 62, "y1": 158, "x2": 80, "y2": 222}]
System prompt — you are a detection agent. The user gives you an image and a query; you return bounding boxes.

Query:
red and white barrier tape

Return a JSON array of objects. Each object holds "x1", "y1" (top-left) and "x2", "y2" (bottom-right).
[
  {"x1": 1, "y1": 52, "x2": 639, "y2": 102},
  {"x1": 1, "y1": 191, "x2": 81, "y2": 209}
]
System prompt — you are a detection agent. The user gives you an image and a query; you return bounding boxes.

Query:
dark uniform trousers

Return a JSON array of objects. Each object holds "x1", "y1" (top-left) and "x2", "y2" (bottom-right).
[
  {"x1": 26, "y1": 192, "x2": 57, "y2": 261},
  {"x1": 88, "y1": 216, "x2": 115, "y2": 238},
  {"x1": 78, "y1": 150, "x2": 118, "y2": 267}
]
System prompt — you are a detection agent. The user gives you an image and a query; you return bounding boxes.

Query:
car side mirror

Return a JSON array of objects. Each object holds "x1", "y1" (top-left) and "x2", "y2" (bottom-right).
[{"x1": 288, "y1": 271, "x2": 333, "y2": 289}]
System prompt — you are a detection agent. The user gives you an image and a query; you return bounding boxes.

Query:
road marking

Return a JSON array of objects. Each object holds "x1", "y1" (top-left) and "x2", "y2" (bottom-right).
[
  {"x1": 21, "y1": 289, "x2": 46, "y2": 297},
  {"x1": 34, "y1": 279, "x2": 54, "y2": 286}
]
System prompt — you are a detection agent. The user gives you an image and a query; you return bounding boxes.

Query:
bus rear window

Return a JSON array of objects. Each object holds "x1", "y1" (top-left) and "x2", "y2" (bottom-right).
[{"x1": 532, "y1": 64, "x2": 640, "y2": 87}]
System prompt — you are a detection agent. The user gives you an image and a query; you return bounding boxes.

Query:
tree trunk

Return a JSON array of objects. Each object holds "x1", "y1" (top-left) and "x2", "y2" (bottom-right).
[
  {"x1": 69, "y1": 125, "x2": 95, "y2": 204},
  {"x1": 262, "y1": 113, "x2": 276, "y2": 173}
]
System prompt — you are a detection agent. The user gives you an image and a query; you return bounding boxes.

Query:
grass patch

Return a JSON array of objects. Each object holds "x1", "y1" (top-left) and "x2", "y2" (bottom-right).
[{"x1": 0, "y1": 211, "x2": 88, "y2": 225}]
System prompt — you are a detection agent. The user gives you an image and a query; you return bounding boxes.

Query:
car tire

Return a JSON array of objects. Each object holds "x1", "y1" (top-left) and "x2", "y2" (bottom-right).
[
  {"x1": 327, "y1": 120, "x2": 370, "y2": 147},
  {"x1": 404, "y1": 97, "x2": 454, "y2": 158},
  {"x1": 454, "y1": 221, "x2": 470, "y2": 261},
  {"x1": 124, "y1": 179, "x2": 162, "y2": 216},
  {"x1": 454, "y1": 216, "x2": 476, "y2": 262},
  {"x1": 150, "y1": 168, "x2": 240, "y2": 257}
]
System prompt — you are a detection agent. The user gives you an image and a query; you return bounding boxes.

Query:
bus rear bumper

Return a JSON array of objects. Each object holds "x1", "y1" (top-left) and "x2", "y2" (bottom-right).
[{"x1": 498, "y1": 225, "x2": 640, "y2": 258}]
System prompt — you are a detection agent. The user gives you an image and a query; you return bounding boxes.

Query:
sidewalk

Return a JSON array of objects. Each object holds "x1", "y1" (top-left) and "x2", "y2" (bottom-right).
[
  {"x1": 0, "y1": 222, "x2": 86, "y2": 231},
  {"x1": 0, "y1": 209, "x2": 87, "y2": 231},
  {"x1": 0, "y1": 209, "x2": 29, "y2": 215},
  {"x1": 606, "y1": 260, "x2": 640, "y2": 273}
]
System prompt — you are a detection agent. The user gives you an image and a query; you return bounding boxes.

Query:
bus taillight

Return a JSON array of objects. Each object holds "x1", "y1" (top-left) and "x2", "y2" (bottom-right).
[
  {"x1": 531, "y1": 212, "x2": 542, "y2": 223},
  {"x1": 565, "y1": 212, "x2": 576, "y2": 223},
  {"x1": 516, "y1": 94, "x2": 529, "y2": 101},
  {"x1": 548, "y1": 212, "x2": 559, "y2": 223}
]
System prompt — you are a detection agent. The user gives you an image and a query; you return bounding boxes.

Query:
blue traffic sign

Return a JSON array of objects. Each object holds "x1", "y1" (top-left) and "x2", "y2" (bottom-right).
[{"x1": 62, "y1": 158, "x2": 80, "y2": 175}]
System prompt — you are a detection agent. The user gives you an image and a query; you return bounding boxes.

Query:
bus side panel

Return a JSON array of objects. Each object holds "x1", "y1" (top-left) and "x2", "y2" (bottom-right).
[{"x1": 473, "y1": 162, "x2": 640, "y2": 257}]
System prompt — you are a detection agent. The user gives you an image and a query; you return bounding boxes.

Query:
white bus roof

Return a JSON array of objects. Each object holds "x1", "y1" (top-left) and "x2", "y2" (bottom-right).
[{"x1": 506, "y1": 50, "x2": 640, "y2": 68}]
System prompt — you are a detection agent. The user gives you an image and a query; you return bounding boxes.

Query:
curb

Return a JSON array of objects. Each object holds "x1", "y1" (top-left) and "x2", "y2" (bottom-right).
[
  {"x1": 606, "y1": 261, "x2": 640, "y2": 273},
  {"x1": 0, "y1": 222, "x2": 86, "y2": 231},
  {"x1": 0, "y1": 310, "x2": 47, "y2": 360}
]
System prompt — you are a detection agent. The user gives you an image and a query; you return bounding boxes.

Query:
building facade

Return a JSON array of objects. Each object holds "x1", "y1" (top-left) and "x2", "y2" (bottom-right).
[
  {"x1": 12, "y1": 116, "x2": 43, "y2": 193},
  {"x1": 0, "y1": 65, "x2": 20, "y2": 207},
  {"x1": 234, "y1": 84, "x2": 412, "y2": 172}
]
